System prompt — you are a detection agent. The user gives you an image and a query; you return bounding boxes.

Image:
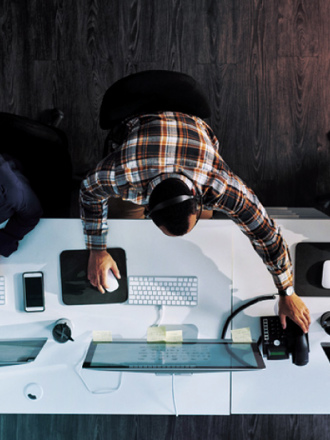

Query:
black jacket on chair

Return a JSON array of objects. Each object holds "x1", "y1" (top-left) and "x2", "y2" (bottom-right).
[{"x1": 0, "y1": 112, "x2": 72, "y2": 219}]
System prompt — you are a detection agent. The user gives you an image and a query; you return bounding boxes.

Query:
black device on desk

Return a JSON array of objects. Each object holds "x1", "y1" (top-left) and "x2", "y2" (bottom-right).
[
  {"x1": 23, "y1": 271, "x2": 45, "y2": 312},
  {"x1": 60, "y1": 248, "x2": 128, "y2": 305},
  {"x1": 261, "y1": 316, "x2": 309, "y2": 366},
  {"x1": 83, "y1": 339, "x2": 266, "y2": 373}
]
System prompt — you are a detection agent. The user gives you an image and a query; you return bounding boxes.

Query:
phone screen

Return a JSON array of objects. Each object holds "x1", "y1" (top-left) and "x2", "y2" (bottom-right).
[{"x1": 23, "y1": 273, "x2": 44, "y2": 310}]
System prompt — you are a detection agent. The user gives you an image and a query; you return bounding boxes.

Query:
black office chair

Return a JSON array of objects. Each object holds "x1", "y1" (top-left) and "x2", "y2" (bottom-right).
[
  {"x1": 99, "y1": 70, "x2": 211, "y2": 153},
  {"x1": 98, "y1": 70, "x2": 212, "y2": 219},
  {"x1": 0, "y1": 112, "x2": 72, "y2": 218}
]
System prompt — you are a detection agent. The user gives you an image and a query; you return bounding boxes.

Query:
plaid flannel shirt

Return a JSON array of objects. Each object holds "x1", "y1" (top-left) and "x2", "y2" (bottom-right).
[{"x1": 80, "y1": 112, "x2": 293, "y2": 291}]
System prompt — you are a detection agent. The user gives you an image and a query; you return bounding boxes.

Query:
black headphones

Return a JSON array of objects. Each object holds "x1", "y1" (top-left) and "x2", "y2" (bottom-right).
[
  {"x1": 145, "y1": 173, "x2": 203, "y2": 219},
  {"x1": 146, "y1": 194, "x2": 197, "y2": 217}
]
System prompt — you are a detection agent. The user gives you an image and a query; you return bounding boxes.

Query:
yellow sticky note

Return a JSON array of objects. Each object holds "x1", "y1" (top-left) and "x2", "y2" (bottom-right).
[
  {"x1": 231, "y1": 327, "x2": 252, "y2": 343},
  {"x1": 165, "y1": 330, "x2": 183, "y2": 343},
  {"x1": 147, "y1": 326, "x2": 167, "y2": 342},
  {"x1": 92, "y1": 330, "x2": 112, "y2": 343}
]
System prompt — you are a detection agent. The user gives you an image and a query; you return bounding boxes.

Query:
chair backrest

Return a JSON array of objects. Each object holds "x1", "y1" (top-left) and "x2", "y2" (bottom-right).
[{"x1": 99, "y1": 70, "x2": 211, "y2": 130}]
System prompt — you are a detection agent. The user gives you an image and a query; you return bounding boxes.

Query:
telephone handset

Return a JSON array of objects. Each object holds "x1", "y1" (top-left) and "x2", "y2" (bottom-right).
[{"x1": 260, "y1": 316, "x2": 309, "y2": 366}]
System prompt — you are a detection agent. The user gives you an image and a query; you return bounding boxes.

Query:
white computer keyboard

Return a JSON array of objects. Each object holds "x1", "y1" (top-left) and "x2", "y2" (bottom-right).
[
  {"x1": 128, "y1": 276, "x2": 198, "y2": 306},
  {"x1": 0, "y1": 276, "x2": 5, "y2": 305}
]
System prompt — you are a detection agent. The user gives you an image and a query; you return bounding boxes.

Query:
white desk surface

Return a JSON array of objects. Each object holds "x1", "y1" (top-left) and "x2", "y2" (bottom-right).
[
  {"x1": 0, "y1": 219, "x2": 233, "y2": 415},
  {"x1": 231, "y1": 219, "x2": 330, "y2": 414},
  {"x1": 3, "y1": 218, "x2": 330, "y2": 415}
]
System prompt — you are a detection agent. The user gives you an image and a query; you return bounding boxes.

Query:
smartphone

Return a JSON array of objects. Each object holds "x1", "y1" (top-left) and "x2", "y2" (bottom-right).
[{"x1": 23, "y1": 272, "x2": 45, "y2": 312}]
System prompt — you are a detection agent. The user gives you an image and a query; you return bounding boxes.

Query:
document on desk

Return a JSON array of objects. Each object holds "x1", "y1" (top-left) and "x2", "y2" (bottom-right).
[
  {"x1": 147, "y1": 326, "x2": 183, "y2": 343},
  {"x1": 93, "y1": 331, "x2": 113, "y2": 343},
  {"x1": 231, "y1": 327, "x2": 252, "y2": 343}
]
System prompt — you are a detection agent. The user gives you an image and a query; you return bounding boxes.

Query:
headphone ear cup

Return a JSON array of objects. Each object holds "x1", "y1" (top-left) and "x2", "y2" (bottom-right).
[{"x1": 321, "y1": 312, "x2": 330, "y2": 335}]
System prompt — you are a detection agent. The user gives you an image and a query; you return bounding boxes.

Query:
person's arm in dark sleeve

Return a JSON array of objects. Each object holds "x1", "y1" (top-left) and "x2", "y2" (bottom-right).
[{"x1": 0, "y1": 179, "x2": 43, "y2": 257}]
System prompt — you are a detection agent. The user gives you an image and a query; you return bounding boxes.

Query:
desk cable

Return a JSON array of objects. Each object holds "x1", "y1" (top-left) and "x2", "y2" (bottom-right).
[
  {"x1": 141, "y1": 305, "x2": 165, "y2": 337},
  {"x1": 74, "y1": 342, "x2": 123, "y2": 395},
  {"x1": 74, "y1": 306, "x2": 165, "y2": 396},
  {"x1": 221, "y1": 294, "x2": 277, "y2": 340},
  {"x1": 154, "y1": 304, "x2": 164, "y2": 327},
  {"x1": 149, "y1": 305, "x2": 179, "y2": 416},
  {"x1": 172, "y1": 374, "x2": 178, "y2": 417}
]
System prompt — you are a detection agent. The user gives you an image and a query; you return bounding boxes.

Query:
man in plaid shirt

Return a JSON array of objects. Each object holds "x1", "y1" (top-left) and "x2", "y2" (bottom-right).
[{"x1": 80, "y1": 110, "x2": 310, "y2": 333}]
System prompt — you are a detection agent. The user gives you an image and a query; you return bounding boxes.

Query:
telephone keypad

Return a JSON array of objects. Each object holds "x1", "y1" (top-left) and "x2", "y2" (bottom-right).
[{"x1": 260, "y1": 316, "x2": 289, "y2": 360}]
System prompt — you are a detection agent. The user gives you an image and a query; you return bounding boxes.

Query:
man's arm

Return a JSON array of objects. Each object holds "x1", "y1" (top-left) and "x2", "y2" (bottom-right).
[
  {"x1": 0, "y1": 206, "x2": 42, "y2": 256},
  {"x1": 79, "y1": 163, "x2": 121, "y2": 292},
  {"x1": 211, "y1": 166, "x2": 311, "y2": 332},
  {"x1": 0, "y1": 159, "x2": 43, "y2": 257}
]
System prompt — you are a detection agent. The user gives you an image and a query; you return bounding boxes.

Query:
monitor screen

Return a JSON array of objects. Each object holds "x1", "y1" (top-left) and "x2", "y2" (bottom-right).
[
  {"x1": 0, "y1": 338, "x2": 47, "y2": 366},
  {"x1": 83, "y1": 340, "x2": 265, "y2": 372}
]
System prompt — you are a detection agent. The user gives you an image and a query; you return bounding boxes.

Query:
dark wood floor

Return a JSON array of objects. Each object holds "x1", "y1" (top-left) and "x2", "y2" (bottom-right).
[
  {"x1": 1, "y1": 0, "x2": 330, "y2": 438},
  {"x1": 1, "y1": 0, "x2": 330, "y2": 207},
  {"x1": 2, "y1": 414, "x2": 330, "y2": 440}
]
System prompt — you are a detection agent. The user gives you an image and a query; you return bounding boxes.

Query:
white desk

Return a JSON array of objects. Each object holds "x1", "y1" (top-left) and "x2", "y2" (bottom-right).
[
  {"x1": 231, "y1": 219, "x2": 330, "y2": 414},
  {"x1": 0, "y1": 219, "x2": 233, "y2": 415},
  {"x1": 4, "y1": 217, "x2": 329, "y2": 414}
]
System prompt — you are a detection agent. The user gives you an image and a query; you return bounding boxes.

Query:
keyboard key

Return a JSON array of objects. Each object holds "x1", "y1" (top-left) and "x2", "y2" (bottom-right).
[{"x1": 0, "y1": 276, "x2": 5, "y2": 305}]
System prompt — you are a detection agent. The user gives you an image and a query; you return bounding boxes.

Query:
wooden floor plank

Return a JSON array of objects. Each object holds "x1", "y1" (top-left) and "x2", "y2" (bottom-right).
[{"x1": 1, "y1": 414, "x2": 330, "y2": 440}]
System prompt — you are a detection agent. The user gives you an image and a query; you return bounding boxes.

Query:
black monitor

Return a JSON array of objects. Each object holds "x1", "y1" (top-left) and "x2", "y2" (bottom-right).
[
  {"x1": 83, "y1": 339, "x2": 265, "y2": 373},
  {"x1": 0, "y1": 338, "x2": 47, "y2": 366}
]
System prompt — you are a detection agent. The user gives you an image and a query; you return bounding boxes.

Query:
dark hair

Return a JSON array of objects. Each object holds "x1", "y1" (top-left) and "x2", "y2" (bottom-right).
[{"x1": 148, "y1": 179, "x2": 197, "y2": 236}]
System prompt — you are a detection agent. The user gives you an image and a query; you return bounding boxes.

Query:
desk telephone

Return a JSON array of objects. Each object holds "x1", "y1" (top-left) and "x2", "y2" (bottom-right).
[{"x1": 261, "y1": 316, "x2": 309, "y2": 366}]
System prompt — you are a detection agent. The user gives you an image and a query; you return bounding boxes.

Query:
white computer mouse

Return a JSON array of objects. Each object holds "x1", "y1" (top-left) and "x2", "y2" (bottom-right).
[
  {"x1": 322, "y1": 261, "x2": 330, "y2": 289},
  {"x1": 104, "y1": 270, "x2": 119, "y2": 292}
]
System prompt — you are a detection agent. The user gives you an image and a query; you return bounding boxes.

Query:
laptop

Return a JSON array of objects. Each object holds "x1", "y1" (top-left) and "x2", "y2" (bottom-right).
[
  {"x1": 82, "y1": 339, "x2": 265, "y2": 373},
  {"x1": 0, "y1": 338, "x2": 47, "y2": 366}
]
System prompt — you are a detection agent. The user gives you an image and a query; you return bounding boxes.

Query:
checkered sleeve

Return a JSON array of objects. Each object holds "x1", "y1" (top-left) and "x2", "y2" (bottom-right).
[
  {"x1": 79, "y1": 159, "x2": 117, "y2": 250},
  {"x1": 211, "y1": 168, "x2": 293, "y2": 291}
]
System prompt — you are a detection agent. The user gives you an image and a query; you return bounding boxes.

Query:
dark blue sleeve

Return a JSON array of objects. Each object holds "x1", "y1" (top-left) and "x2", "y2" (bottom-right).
[{"x1": 0, "y1": 158, "x2": 43, "y2": 257}]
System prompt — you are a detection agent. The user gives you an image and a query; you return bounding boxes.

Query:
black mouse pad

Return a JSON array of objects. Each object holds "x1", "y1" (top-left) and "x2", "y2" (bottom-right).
[
  {"x1": 60, "y1": 248, "x2": 128, "y2": 305},
  {"x1": 295, "y1": 242, "x2": 330, "y2": 297}
]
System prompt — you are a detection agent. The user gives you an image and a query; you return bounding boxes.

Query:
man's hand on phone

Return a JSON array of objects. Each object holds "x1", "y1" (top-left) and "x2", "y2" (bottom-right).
[{"x1": 278, "y1": 293, "x2": 311, "y2": 334}]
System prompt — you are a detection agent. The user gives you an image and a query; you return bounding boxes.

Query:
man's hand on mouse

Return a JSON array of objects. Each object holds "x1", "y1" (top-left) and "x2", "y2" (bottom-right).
[
  {"x1": 88, "y1": 250, "x2": 121, "y2": 294},
  {"x1": 278, "y1": 292, "x2": 311, "y2": 334}
]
